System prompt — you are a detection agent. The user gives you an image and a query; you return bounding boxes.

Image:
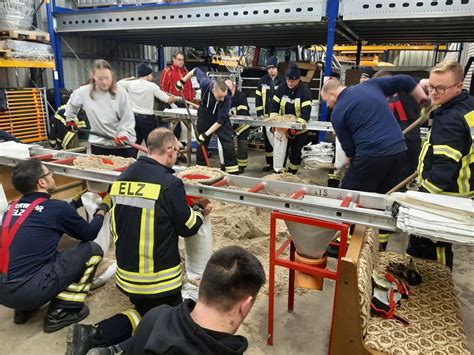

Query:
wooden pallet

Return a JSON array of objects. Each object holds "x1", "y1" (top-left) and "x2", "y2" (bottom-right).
[
  {"x1": 0, "y1": 29, "x2": 50, "y2": 43},
  {"x1": 0, "y1": 49, "x2": 13, "y2": 58}
]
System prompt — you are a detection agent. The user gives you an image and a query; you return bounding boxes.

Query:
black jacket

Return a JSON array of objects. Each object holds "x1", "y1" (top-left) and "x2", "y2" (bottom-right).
[
  {"x1": 418, "y1": 90, "x2": 474, "y2": 197},
  {"x1": 110, "y1": 157, "x2": 204, "y2": 298},
  {"x1": 126, "y1": 299, "x2": 248, "y2": 355},
  {"x1": 270, "y1": 81, "x2": 312, "y2": 124},
  {"x1": 255, "y1": 74, "x2": 284, "y2": 117},
  {"x1": 1, "y1": 192, "x2": 103, "y2": 280},
  {"x1": 231, "y1": 90, "x2": 250, "y2": 116}
]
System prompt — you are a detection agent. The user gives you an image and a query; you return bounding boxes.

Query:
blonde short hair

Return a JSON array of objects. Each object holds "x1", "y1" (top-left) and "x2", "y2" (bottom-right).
[{"x1": 431, "y1": 61, "x2": 464, "y2": 83}]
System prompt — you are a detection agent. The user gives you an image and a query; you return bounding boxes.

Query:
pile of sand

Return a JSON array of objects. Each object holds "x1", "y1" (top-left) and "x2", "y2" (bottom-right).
[
  {"x1": 73, "y1": 155, "x2": 134, "y2": 170},
  {"x1": 266, "y1": 114, "x2": 297, "y2": 123},
  {"x1": 176, "y1": 166, "x2": 227, "y2": 184}
]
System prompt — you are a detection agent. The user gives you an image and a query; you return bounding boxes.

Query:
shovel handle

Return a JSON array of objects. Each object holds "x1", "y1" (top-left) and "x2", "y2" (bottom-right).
[
  {"x1": 77, "y1": 128, "x2": 147, "y2": 154},
  {"x1": 180, "y1": 92, "x2": 211, "y2": 167}
]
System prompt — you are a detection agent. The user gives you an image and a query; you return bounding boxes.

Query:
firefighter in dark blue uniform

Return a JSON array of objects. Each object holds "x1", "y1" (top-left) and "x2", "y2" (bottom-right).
[
  {"x1": 269, "y1": 63, "x2": 312, "y2": 174},
  {"x1": 407, "y1": 61, "x2": 474, "y2": 269},
  {"x1": 67, "y1": 128, "x2": 211, "y2": 354},
  {"x1": 256, "y1": 56, "x2": 284, "y2": 171},
  {"x1": 176, "y1": 68, "x2": 239, "y2": 174},
  {"x1": 230, "y1": 87, "x2": 251, "y2": 173},
  {"x1": 0, "y1": 159, "x2": 106, "y2": 332}
]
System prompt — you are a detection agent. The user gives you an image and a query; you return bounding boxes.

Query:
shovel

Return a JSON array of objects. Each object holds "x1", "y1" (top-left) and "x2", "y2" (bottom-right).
[
  {"x1": 180, "y1": 92, "x2": 211, "y2": 167},
  {"x1": 77, "y1": 128, "x2": 148, "y2": 154}
]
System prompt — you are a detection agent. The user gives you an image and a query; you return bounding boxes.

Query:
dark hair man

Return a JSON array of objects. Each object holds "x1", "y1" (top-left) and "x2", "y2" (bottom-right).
[
  {"x1": 0, "y1": 159, "x2": 106, "y2": 332},
  {"x1": 177, "y1": 68, "x2": 240, "y2": 174},
  {"x1": 67, "y1": 128, "x2": 212, "y2": 354},
  {"x1": 256, "y1": 56, "x2": 284, "y2": 171},
  {"x1": 125, "y1": 245, "x2": 265, "y2": 355},
  {"x1": 269, "y1": 62, "x2": 313, "y2": 174}
]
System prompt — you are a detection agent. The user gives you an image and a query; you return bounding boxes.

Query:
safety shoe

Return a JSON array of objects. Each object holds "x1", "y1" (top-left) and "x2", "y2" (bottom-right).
[
  {"x1": 66, "y1": 323, "x2": 107, "y2": 355},
  {"x1": 262, "y1": 165, "x2": 273, "y2": 172},
  {"x1": 14, "y1": 309, "x2": 36, "y2": 324},
  {"x1": 238, "y1": 166, "x2": 246, "y2": 174},
  {"x1": 87, "y1": 345, "x2": 123, "y2": 355},
  {"x1": 43, "y1": 305, "x2": 90, "y2": 333}
]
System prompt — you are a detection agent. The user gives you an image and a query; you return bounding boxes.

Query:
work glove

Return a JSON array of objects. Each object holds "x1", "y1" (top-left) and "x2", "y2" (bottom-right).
[
  {"x1": 287, "y1": 129, "x2": 298, "y2": 139},
  {"x1": 175, "y1": 79, "x2": 185, "y2": 92},
  {"x1": 66, "y1": 120, "x2": 78, "y2": 132},
  {"x1": 114, "y1": 135, "x2": 129, "y2": 146},
  {"x1": 94, "y1": 194, "x2": 112, "y2": 216},
  {"x1": 196, "y1": 133, "x2": 208, "y2": 145},
  {"x1": 175, "y1": 96, "x2": 185, "y2": 104},
  {"x1": 69, "y1": 188, "x2": 88, "y2": 209},
  {"x1": 191, "y1": 203, "x2": 205, "y2": 216}
]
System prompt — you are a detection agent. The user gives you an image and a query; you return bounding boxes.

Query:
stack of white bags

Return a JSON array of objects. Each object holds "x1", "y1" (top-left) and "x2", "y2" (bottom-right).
[{"x1": 392, "y1": 191, "x2": 474, "y2": 244}]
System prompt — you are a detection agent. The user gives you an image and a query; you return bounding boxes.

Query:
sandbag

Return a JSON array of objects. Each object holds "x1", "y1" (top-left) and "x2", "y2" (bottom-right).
[
  {"x1": 184, "y1": 215, "x2": 213, "y2": 281},
  {"x1": 273, "y1": 128, "x2": 288, "y2": 173},
  {"x1": 81, "y1": 192, "x2": 111, "y2": 254}
]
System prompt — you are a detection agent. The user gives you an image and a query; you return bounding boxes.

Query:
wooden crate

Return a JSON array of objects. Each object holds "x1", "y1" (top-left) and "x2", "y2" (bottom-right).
[{"x1": 0, "y1": 29, "x2": 50, "y2": 43}]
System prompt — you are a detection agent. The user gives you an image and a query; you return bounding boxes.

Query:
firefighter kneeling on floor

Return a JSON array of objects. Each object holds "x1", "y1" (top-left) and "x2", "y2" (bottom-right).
[
  {"x1": 269, "y1": 63, "x2": 312, "y2": 174},
  {"x1": 0, "y1": 159, "x2": 107, "y2": 333}
]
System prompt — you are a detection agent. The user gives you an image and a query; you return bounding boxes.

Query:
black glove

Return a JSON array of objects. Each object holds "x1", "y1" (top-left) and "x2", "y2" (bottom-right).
[
  {"x1": 175, "y1": 79, "x2": 185, "y2": 92},
  {"x1": 69, "y1": 188, "x2": 87, "y2": 209},
  {"x1": 94, "y1": 194, "x2": 112, "y2": 216},
  {"x1": 196, "y1": 133, "x2": 208, "y2": 145},
  {"x1": 191, "y1": 203, "x2": 205, "y2": 216}
]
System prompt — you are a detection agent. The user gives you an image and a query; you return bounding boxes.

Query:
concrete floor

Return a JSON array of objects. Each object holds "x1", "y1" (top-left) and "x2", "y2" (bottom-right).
[{"x1": 0, "y1": 147, "x2": 472, "y2": 354}]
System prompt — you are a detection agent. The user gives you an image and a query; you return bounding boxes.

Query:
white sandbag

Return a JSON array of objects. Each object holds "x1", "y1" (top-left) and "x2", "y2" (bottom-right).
[
  {"x1": 265, "y1": 127, "x2": 274, "y2": 148},
  {"x1": 217, "y1": 138, "x2": 225, "y2": 165},
  {"x1": 91, "y1": 262, "x2": 117, "y2": 290},
  {"x1": 334, "y1": 137, "x2": 347, "y2": 170},
  {"x1": 181, "y1": 282, "x2": 199, "y2": 301},
  {"x1": 184, "y1": 215, "x2": 213, "y2": 281},
  {"x1": 81, "y1": 192, "x2": 111, "y2": 254},
  {"x1": 0, "y1": 183, "x2": 7, "y2": 218},
  {"x1": 273, "y1": 128, "x2": 288, "y2": 173}
]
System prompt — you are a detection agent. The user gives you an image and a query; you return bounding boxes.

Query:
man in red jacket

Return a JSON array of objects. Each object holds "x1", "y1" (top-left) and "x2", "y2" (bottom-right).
[
  {"x1": 160, "y1": 51, "x2": 195, "y2": 103},
  {"x1": 160, "y1": 51, "x2": 195, "y2": 159}
]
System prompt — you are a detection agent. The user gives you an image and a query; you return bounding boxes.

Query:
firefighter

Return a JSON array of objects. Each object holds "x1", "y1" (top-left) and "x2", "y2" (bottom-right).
[
  {"x1": 0, "y1": 159, "x2": 106, "y2": 333},
  {"x1": 256, "y1": 56, "x2": 284, "y2": 171},
  {"x1": 66, "y1": 128, "x2": 212, "y2": 354},
  {"x1": 321, "y1": 75, "x2": 428, "y2": 249},
  {"x1": 177, "y1": 68, "x2": 240, "y2": 174},
  {"x1": 49, "y1": 104, "x2": 87, "y2": 150},
  {"x1": 118, "y1": 63, "x2": 178, "y2": 155},
  {"x1": 407, "y1": 61, "x2": 474, "y2": 269},
  {"x1": 229, "y1": 84, "x2": 252, "y2": 173},
  {"x1": 373, "y1": 70, "x2": 422, "y2": 180},
  {"x1": 269, "y1": 63, "x2": 312, "y2": 174}
]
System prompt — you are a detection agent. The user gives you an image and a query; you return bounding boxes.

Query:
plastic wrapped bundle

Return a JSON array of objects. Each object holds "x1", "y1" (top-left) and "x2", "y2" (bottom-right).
[
  {"x1": 0, "y1": 0, "x2": 35, "y2": 30},
  {"x1": 0, "y1": 40, "x2": 53, "y2": 60}
]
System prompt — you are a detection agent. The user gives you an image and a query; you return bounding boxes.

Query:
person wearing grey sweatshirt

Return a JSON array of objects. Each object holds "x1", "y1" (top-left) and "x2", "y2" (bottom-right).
[{"x1": 65, "y1": 59, "x2": 136, "y2": 158}]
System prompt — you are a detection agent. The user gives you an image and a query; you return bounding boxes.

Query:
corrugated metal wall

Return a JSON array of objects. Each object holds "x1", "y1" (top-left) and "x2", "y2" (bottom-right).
[
  {"x1": 461, "y1": 43, "x2": 473, "y2": 91},
  {"x1": 389, "y1": 50, "x2": 442, "y2": 67},
  {"x1": 44, "y1": 34, "x2": 158, "y2": 90}
]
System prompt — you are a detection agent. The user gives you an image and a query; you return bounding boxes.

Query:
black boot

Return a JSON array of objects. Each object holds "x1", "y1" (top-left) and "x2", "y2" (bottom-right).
[
  {"x1": 44, "y1": 305, "x2": 90, "y2": 333},
  {"x1": 14, "y1": 309, "x2": 36, "y2": 324},
  {"x1": 66, "y1": 323, "x2": 107, "y2": 355},
  {"x1": 238, "y1": 166, "x2": 246, "y2": 174},
  {"x1": 262, "y1": 165, "x2": 273, "y2": 172}
]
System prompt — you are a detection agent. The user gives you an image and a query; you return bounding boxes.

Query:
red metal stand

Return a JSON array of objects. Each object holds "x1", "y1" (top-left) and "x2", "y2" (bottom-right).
[{"x1": 267, "y1": 210, "x2": 349, "y2": 349}]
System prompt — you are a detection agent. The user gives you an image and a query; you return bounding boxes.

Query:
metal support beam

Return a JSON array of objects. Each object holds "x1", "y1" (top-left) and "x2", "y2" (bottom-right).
[
  {"x1": 46, "y1": 0, "x2": 64, "y2": 108},
  {"x1": 355, "y1": 40, "x2": 362, "y2": 66},
  {"x1": 319, "y1": 0, "x2": 339, "y2": 142},
  {"x1": 157, "y1": 46, "x2": 165, "y2": 71}
]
